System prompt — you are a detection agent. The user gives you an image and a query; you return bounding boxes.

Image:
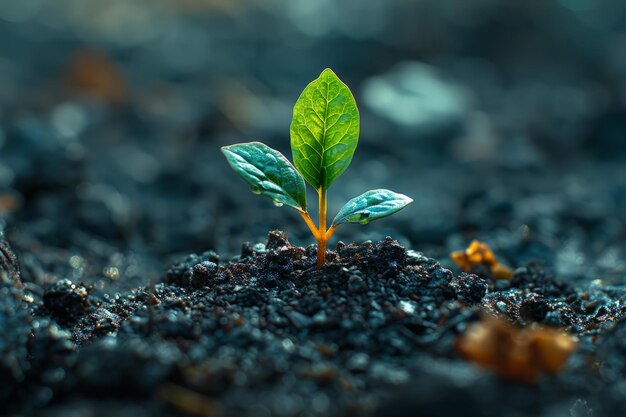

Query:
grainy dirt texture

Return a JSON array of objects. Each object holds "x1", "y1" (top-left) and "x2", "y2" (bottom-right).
[{"x1": 1, "y1": 230, "x2": 625, "y2": 416}]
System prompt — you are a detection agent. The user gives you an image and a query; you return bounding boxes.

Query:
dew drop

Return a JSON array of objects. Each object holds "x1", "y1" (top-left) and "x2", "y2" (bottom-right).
[{"x1": 273, "y1": 201, "x2": 284, "y2": 207}]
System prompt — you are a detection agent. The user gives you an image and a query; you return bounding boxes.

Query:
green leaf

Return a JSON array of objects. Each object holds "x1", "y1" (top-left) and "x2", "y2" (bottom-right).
[
  {"x1": 221, "y1": 142, "x2": 307, "y2": 211},
  {"x1": 290, "y1": 68, "x2": 359, "y2": 191},
  {"x1": 332, "y1": 189, "x2": 412, "y2": 226}
]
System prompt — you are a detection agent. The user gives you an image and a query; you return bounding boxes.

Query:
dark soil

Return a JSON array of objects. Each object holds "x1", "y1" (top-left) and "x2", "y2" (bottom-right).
[{"x1": 2, "y1": 229, "x2": 626, "y2": 417}]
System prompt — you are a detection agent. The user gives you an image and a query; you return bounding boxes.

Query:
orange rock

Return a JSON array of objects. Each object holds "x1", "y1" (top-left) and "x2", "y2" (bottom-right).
[
  {"x1": 66, "y1": 49, "x2": 127, "y2": 104},
  {"x1": 530, "y1": 329, "x2": 578, "y2": 375},
  {"x1": 491, "y1": 263, "x2": 514, "y2": 280},
  {"x1": 0, "y1": 193, "x2": 21, "y2": 214},
  {"x1": 451, "y1": 240, "x2": 513, "y2": 279},
  {"x1": 457, "y1": 315, "x2": 578, "y2": 384}
]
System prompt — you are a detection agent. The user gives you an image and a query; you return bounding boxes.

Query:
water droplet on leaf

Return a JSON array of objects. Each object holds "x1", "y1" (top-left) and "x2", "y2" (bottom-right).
[{"x1": 273, "y1": 201, "x2": 284, "y2": 207}]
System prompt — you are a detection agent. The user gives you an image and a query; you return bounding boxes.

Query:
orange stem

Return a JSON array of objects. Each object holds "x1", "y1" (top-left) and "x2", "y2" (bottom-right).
[
  {"x1": 325, "y1": 225, "x2": 338, "y2": 240},
  {"x1": 299, "y1": 191, "x2": 339, "y2": 267},
  {"x1": 316, "y1": 187, "x2": 327, "y2": 267},
  {"x1": 298, "y1": 210, "x2": 320, "y2": 239}
]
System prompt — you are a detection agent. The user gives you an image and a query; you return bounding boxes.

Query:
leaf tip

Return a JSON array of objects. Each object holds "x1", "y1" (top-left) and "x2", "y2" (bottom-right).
[
  {"x1": 220, "y1": 143, "x2": 238, "y2": 154},
  {"x1": 391, "y1": 190, "x2": 413, "y2": 206},
  {"x1": 320, "y1": 67, "x2": 339, "y2": 80}
]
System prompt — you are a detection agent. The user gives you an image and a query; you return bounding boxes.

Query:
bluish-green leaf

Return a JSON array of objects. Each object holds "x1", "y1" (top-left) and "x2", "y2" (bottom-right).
[
  {"x1": 221, "y1": 142, "x2": 307, "y2": 211},
  {"x1": 290, "y1": 68, "x2": 359, "y2": 191},
  {"x1": 332, "y1": 189, "x2": 412, "y2": 226}
]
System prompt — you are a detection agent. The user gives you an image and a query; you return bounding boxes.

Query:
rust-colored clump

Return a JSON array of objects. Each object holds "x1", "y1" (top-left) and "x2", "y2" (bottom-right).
[
  {"x1": 457, "y1": 315, "x2": 578, "y2": 384},
  {"x1": 0, "y1": 193, "x2": 21, "y2": 214},
  {"x1": 451, "y1": 240, "x2": 513, "y2": 279},
  {"x1": 66, "y1": 49, "x2": 127, "y2": 104}
]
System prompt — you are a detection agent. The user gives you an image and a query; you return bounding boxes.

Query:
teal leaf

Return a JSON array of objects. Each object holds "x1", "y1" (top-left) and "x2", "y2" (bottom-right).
[
  {"x1": 332, "y1": 189, "x2": 412, "y2": 226},
  {"x1": 290, "y1": 68, "x2": 359, "y2": 191},
  {"x1": 221, "y1": 142, "x2": 307, "y2": 211}
]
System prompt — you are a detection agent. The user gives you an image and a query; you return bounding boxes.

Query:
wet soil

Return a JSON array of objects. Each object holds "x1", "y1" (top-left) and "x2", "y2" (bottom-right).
[{"x1": 2, "y1": 229, "x2": 626, "y2": 417}]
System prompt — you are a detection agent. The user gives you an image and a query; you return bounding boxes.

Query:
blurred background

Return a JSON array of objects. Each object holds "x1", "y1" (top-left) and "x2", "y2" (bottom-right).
[{"x1": 0, "y1": 0, "x2": 625, "y2": 291}]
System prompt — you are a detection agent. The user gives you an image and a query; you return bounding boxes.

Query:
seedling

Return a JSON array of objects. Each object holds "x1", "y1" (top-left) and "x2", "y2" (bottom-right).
[{"x1": 222, "y1": 69, "x2": 412, "y2": 267}]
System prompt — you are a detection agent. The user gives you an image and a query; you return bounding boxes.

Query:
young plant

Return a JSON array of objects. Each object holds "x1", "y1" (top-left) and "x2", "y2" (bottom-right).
[{"x1": 221, "y1": 68, "x2": 412, "y2": 267}]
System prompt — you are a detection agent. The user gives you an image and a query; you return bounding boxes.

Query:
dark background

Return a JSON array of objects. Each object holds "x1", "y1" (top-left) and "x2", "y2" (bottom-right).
[{"x1": 0, "y1": 0, "x2": 625, "y2": 289}]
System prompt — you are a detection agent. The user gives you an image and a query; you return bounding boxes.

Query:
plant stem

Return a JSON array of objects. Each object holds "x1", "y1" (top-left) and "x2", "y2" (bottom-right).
[
  {"x1": 298, "y1": 190, "x2": 338, "y2": 268},
  {"x1": 298, "y1": 210, "x2": 319, "y2": 239},
  {"x1": 316, "y1": 187, "x2": 327, "y2": 267},
  {"x1": 325, "y1": 225, "x2": 337, "y2": 240}
]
